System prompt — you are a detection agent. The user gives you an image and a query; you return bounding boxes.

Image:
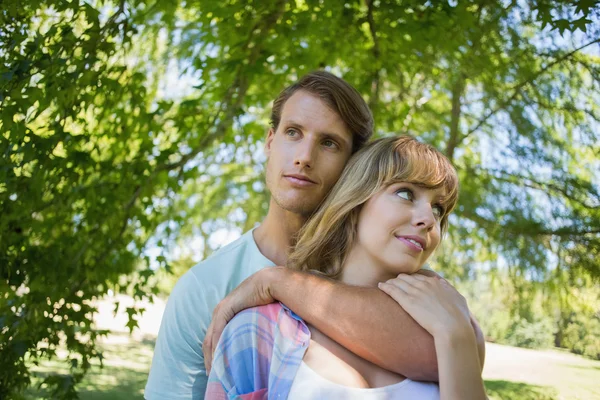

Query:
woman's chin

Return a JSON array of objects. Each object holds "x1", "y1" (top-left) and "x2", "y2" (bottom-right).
[{"x1": 391, "y1": 263, "x2": 421, "y2": 275}]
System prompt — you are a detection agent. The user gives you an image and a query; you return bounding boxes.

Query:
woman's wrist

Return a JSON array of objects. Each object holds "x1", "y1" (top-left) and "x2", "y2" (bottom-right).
[
  {"x1": 434, "y1": 324, "x2": 487, "y2": 400},
  {"x1": 433, "y1": 322, "x2": 477, "y2": 348}
]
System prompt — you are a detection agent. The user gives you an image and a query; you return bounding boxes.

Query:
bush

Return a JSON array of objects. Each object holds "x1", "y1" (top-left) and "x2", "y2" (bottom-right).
[
  {"x1": 474, "y1": 307, "x2": 512, "y2": 343},
  {"x1": 561, "y1": 315, "x2": 600, "y2": 360},
  {"x1": 505, "y1": 317, "x2": 555, "y2": 349}
]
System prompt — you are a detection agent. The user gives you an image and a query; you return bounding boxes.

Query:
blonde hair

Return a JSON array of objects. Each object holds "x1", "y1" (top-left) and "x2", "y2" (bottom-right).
[{"x1": 287, "y1": 135, "x2": 459, "y2": 279}]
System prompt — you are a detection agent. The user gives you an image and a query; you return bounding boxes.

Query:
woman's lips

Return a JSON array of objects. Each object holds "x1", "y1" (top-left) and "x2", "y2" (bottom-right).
[{"x1": 396, "y1": 236, "x2": 424, "y2": 252}]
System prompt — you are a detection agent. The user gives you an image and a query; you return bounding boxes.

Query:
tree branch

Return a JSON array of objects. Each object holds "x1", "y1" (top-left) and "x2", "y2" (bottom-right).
[
  {"x1": 463, "y1": 209, "x2": 599, "y2": 238},
  {"x1": 463, "y1": 37, "x2": 600, "y2": 140},
  {"x1": 159, "y1": 0, "x2": 287, "y2": 173},
  {"x1": 365, "y1": 0, "x2": 381, "y2": 114},
  {"x1": 471, "y1": 166, "x2": 600, "y2": 210},
  {"x1": 87, "y1": 1, "x2": 290, "y2": 271},
  {"x1": 446, "y1": 74, "x2": 465, "y2": 162}
]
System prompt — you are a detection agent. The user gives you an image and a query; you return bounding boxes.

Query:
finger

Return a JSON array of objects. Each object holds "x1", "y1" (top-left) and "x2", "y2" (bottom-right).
[
  {"x1": 205, "y1": 323, "x2": 223, "y2": 374},
  {"x1": 439, "y1": 277, "x2": 453, "y2": 287},
  {"x1": 203, "y1": 326, "x2": 213, "y2": 374},
  {"x1": 389, "y1": 275, "x2": 439, "y2": 298},
  {"x1": 378, "y1": 281, "x2": 411, "y2": 305},
  {"x1": 415, "y1": 269, "x2": 439, "y2": 278},
  {"x1": 392, "y1": 272, "x2": 426, "y2": 282},
  {"x1": 209, "y1": 315, "x2": 229, "y2": 360},
  {"x1": 388, "y1": 273, "x2": 423, "y2": 289}
]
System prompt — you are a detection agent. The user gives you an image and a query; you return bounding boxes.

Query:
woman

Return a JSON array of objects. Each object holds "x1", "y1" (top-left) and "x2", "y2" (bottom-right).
[{"x1": 205, "y1": 136, "x2": 486, "y2": 399}]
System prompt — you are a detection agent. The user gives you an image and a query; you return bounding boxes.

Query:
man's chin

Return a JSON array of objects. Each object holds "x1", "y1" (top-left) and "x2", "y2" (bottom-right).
[
  {"x1": 274, "y1": 197, "x2": 319, "y2": 218},
  {"x1": 285, "y1": 204, "x2": 318, "y2": 218}
]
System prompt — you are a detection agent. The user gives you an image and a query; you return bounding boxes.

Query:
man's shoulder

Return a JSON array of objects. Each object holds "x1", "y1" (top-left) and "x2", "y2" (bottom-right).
[
  {"x1": 146, "y1": 231, "x2": 267, "y2": 400},
  {"x1": 196, "y1": 230, "x2": 254, "y2": 264},
  {"x1": 188, "y1": 229, "x2": 267, "y2": 274},
  {"x1": 167, "y1": 229, "x2": 272, "y2": 313},
  {"x1": 177, "y1": 231, "x2": 257, "y2": 285}
]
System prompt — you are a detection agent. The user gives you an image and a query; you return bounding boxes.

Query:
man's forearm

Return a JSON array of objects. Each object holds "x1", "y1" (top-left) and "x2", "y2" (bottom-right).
[{"x1": 267, "y1": 266, "x2": 439, "y2": 381}]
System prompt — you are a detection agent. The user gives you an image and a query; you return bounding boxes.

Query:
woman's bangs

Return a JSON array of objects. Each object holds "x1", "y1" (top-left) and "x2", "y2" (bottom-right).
[{"x1": 389, "y1": 142, "x2": 459, "y2": 212}]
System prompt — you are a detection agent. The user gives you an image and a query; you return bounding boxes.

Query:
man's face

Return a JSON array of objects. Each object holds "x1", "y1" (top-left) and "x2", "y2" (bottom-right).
[{"x1": 265, "y1": 90, "x2": 353, "y2": 217}]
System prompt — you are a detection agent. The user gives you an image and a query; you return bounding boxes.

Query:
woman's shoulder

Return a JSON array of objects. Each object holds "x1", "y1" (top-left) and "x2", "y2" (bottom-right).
[
  {"x1": 239, "y1": 302, "x2": 287, "y2": 317},
  {"x1": 231, "y1": 302, "x2": 299, "y2": 326},
  {"x1": 225, "y1": 302, "x2": 307, "y2": 341}
]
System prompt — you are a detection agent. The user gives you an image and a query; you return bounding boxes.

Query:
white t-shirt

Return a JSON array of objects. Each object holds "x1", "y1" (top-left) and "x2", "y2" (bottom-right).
[
  {"x1": 144, "y1": 229, "x2": 274, "y2": 399},
  {"x1": 288, "y1": 361, "x2": 440, "y2": 400}
]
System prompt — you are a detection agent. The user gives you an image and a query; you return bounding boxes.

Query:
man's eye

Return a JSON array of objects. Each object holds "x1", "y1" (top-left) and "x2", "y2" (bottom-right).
[
  {"x1": 286, "y1": 129, "x2": 299, "y2": 137},
  {"x1": 323, "y1": 139, "x2": 338, "y2": 149},
  {"x1": 395, "y1": 189, "x2": 412, "y2": 201}
]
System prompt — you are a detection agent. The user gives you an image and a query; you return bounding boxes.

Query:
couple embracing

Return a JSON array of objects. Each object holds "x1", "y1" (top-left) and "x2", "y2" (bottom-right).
[{"x1": 146, "y1": 71, "x2": 487, "y2": 400}]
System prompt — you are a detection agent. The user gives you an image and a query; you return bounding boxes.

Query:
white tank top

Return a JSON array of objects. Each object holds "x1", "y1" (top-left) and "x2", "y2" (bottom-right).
[{"x1": 287, "y1": 361, "x2": 440, "y2": 399}]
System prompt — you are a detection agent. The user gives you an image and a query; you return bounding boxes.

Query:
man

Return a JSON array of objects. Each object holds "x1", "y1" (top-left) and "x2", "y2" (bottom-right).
[{"x1": 145, "y1": 71, "x2": 484, "y2": 399}]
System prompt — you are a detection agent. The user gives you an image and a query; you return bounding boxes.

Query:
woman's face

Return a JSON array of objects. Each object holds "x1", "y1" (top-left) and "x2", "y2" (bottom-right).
[{"x1": 353, "y1": 181, "x2": 446, "y2": 277}]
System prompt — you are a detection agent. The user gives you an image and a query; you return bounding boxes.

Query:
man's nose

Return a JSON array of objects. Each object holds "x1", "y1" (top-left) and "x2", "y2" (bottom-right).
[{"x1": 294, "y1": 138, "x2": 317, "y2": 169}]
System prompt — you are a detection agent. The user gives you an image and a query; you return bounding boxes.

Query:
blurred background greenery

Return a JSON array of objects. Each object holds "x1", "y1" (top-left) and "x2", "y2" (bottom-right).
[{"x1": 1, "y1": 0, "x2": 599, "y2": 398}]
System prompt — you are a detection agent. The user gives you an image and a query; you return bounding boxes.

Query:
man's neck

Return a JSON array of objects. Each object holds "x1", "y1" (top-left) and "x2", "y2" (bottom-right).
[{"x1": 253, "y1": 200, "x2": 308, "y2": 266}]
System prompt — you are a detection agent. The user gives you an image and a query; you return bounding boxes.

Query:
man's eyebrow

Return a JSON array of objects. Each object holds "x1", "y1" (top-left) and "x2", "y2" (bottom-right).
[
  {"x1": 283, "y1": 119, "x2": 351, "y2": 147},
  {"x1": 320, "y1": 132, "x2": 351, "y2": 147},
  {"x1": 283, "y1": 120, "x2": 307, "y2": 131}
]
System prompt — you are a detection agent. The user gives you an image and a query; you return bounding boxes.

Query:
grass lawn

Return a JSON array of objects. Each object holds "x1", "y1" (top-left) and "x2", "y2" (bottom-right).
[
  {"x1": 483, "y1": 342, "x2": 600, "y2": 400},
  {"x1": 27, "y1": 332, "x2": 153, "y2": 400}
]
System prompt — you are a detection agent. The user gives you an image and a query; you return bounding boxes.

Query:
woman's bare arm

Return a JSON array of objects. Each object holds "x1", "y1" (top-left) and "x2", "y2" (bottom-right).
[{"x1": 379, "y1": 273, "x2": 487, "y2": 399}]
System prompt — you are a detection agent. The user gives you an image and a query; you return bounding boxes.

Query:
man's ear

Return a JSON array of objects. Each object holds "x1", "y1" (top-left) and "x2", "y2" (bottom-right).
[{"x1": 264, "y1": 128, "x2": 275, "y2": 157}]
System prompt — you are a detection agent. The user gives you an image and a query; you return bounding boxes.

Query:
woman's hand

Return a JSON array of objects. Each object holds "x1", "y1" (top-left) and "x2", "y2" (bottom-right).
[
  {"x1": 380, "y1": 274, "x2": 488, "y2": 400},
  {"x1": 378, "y1": 273, "x2": 472, "y2": 339}
]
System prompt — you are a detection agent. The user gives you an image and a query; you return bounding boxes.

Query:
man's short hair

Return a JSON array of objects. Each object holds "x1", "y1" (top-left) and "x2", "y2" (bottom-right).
[{"x1": 270, "y1": 71, "x2": 374, "y2": 153}]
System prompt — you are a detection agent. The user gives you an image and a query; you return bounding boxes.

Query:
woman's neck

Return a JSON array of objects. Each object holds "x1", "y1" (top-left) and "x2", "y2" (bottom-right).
[{"x1": 339, "y1": 246, "x2": 399, "y2": 288}]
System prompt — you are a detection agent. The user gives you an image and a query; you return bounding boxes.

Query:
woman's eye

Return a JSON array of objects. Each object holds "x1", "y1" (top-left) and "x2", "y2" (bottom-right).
[
  {"x1": 395, "y1": 189, "x2": 413, "y2": 201},
  {"x1": 432, "y1": 205, "x2": 445, "y2": 219}
]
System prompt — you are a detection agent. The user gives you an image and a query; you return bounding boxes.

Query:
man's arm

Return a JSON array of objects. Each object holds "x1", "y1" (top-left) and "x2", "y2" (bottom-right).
[
  {"x1": 204, "y1": 266, "x2": 486, "y2": 381},
  {"x1": 269, "y1": 267, "x2": 439, "y2": 381}
]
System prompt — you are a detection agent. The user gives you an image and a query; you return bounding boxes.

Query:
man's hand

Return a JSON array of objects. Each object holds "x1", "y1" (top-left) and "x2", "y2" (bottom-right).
[{"x1": 203, "y1": 267, "x2": 280, "y2": 374}]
